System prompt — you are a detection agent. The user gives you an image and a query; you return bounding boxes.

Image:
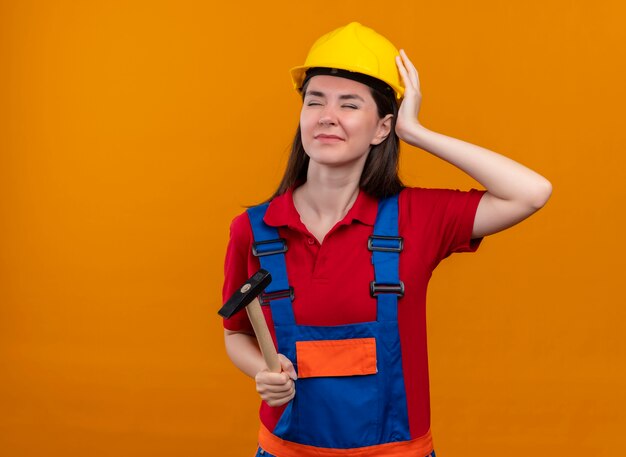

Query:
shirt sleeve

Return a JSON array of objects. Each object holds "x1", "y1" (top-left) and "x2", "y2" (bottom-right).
[
  {"x1": 402, "y1": 187, "x2": 487, "y2": 269},
  {"x1": 221, "y1": 212, "x2": 254, "y2": 332}
]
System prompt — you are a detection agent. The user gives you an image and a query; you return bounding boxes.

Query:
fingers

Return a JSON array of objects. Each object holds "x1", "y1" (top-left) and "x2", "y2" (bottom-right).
[
  {"x1": 395, "y1": 55, "x2": 410, "y2": 87},
  {"x1": 257, "y1": 372, "x2": 293, "y2": 393},
  {"x1": 395, "y1": 49, "x2": 421, "y2": 94},
  {"x1": 255, "y1": 354, "x2": 298, "y2": 407},
  {"x1": 399, "y1": 49, "x2": 420, "y2": 89},
  {"x1": 255, "y1": 370, "x2": 296, "y2": 407},
  {"x1": 278, "y1": 353, "x2": 298, "y2": 381}
]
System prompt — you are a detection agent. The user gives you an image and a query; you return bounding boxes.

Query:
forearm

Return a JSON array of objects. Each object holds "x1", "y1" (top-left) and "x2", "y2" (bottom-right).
[
  {"x1": 405, "y1": 124, "x2": 552, "y2": 207},
  {"x1": 224, "y1": 329, "x2": 266, "y2": 378}
]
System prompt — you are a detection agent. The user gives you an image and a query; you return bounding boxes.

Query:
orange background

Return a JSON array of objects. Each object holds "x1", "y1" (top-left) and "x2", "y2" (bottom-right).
[{"x1": 1, "y1": 1, "x2": 624, "y2": 456}]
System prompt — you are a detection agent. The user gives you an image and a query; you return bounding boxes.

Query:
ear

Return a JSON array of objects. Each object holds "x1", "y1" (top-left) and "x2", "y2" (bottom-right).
[{"x1": 371, "y1": 114, "x2": 394, "y2": 145}]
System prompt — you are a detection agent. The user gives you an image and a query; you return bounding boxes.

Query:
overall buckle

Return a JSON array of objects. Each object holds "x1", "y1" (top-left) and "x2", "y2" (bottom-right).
[
  {"x1": 260, "y1": 287, "x2": 295, "y2": 305},
  {"x1": 370, "y1": 281, "x2": 405, "y2": 297},
  {"x1": 252, "y1": 238, "x2": 288, "y2": 257},
  {"x1": 368, "y1": 235, "x2": 404, "y2": 252}
]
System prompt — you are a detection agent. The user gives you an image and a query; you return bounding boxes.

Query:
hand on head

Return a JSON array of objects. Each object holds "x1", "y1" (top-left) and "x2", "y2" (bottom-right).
[{"x1": 395, "y1": 49, "x2": 424, "y2": 140}]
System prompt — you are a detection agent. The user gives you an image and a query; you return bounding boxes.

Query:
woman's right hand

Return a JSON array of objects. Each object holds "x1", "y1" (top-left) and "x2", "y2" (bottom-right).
[
  {"x1": 395, "y1": 49, "x2": 425, "y2": 146},
  {"x1": 255, "y1": 354, "x2": 298, "y2": 407}
]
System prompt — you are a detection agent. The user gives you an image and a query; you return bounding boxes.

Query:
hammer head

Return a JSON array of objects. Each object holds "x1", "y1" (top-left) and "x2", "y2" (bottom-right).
[{"x1": 218, "y1": 269, "x2": 272, "y2": 318}]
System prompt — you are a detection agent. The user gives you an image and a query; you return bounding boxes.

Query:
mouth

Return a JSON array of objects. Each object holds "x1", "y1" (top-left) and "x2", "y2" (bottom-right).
[{"x1": 314, "y1": 134, "x2": 344, "y2": 142}]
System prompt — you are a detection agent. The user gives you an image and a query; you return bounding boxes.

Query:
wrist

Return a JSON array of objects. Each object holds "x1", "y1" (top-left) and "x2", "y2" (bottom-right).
[{"x1": 398, "y1": 122, "x2": 429, "y2": 148}]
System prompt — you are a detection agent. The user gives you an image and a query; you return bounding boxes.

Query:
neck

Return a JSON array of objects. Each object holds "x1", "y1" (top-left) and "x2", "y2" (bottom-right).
[
  {"x1": 291, "y1": 154, "x2": 372, "y2": 244},
  {"x1": 294, "y1": 162, "x2": 363, "y2": 224}
]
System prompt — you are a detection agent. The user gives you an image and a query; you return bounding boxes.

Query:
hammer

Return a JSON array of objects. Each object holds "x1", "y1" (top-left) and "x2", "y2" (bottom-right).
[{"x1": 218, "y1": 269, "x2": 281, "y2": 373}]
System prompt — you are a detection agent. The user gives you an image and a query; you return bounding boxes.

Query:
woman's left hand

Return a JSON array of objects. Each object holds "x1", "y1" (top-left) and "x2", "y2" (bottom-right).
[{"x1": 395, "y1": 49, "x2": 423, "y2": 142}]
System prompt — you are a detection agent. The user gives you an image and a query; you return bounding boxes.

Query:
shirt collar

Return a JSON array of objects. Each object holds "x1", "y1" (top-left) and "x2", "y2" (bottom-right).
[{"x1": 264, "y1": 185, "x2": 378, "y2": 229}]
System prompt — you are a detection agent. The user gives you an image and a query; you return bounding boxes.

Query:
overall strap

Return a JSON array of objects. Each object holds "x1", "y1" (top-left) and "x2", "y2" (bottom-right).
[
  {"x1": 246, "y1": 203, "x2": 296, "y2": 327},
  {"x1": 369, "y1": 194, "x2": 404, "y2": 323}
]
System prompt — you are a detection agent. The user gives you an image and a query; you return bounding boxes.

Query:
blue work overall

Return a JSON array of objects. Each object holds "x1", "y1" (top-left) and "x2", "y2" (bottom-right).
[{"x1": 247, "y1": 194, "x2": 435, "y2": 456}]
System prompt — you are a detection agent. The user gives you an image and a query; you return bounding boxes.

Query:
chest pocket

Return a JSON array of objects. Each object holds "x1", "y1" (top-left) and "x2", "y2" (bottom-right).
[{"x1": 296, "y1": 337, "x2": 377, "y2": 378}]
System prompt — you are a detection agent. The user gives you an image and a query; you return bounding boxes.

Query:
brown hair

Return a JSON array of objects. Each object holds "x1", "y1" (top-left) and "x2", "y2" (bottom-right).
[{"x1": 266, "y1": 76, "x2": 405, "y2": 201}]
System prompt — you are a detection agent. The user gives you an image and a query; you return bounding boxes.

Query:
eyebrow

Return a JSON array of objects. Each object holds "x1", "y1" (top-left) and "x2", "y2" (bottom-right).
[{"x1": 304, "y1": 90, "x2": 365, "y2": 103}]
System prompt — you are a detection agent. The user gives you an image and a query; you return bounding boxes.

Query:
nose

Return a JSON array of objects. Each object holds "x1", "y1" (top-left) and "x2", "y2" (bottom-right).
[{"x1": 318, "y1": 105, "x2": 338, "y2": 126}]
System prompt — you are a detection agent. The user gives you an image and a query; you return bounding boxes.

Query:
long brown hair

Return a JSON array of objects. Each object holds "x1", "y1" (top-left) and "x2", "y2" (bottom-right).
[{"x1": 267, "y1": 76, "x2": 405, "y2": 201}]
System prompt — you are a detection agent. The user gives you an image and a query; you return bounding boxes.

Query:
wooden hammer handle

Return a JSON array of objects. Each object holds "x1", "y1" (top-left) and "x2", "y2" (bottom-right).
[{"x1": 245, "y1": 297, "x2": 281, "y2": 373}]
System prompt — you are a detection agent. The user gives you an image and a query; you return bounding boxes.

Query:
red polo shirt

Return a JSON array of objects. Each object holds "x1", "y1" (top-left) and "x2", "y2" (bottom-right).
[{"x1": 222, "y1": 185, "x2": 486, "y2": 439}]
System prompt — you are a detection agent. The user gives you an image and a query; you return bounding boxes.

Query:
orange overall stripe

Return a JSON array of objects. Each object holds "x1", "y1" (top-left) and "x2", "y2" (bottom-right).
[
  {"x1": 258, "y1": 424, "x2": 433, "y2": 457},
  {"x1": 296, "y1": 338, "x2": 377, "y2": 378}
]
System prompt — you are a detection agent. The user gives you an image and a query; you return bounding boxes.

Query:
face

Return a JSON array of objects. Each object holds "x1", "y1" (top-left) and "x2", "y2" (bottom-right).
[{"x1": 300, "y1": 75, "x2": 392, "y2": 170}]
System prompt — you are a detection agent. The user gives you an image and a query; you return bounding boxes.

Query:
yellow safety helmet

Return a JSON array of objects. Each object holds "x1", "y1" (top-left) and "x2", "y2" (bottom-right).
[{"x1": 290, "y1": 22, "x2": 404, "y2": 100}]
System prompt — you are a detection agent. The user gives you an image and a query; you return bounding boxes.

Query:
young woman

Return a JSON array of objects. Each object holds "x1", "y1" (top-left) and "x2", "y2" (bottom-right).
[{"x1": 221, "y1": 22, "x2": 551, "y2": 457}]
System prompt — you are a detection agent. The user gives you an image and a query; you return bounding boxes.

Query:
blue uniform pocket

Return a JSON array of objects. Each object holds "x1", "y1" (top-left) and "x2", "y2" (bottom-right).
[
  {"x1": 295, "y1": 374, "x2": 380, "y2": 447},
  {"x1": 275, "y1": 337, "x2": 381, "y2": 448}
]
